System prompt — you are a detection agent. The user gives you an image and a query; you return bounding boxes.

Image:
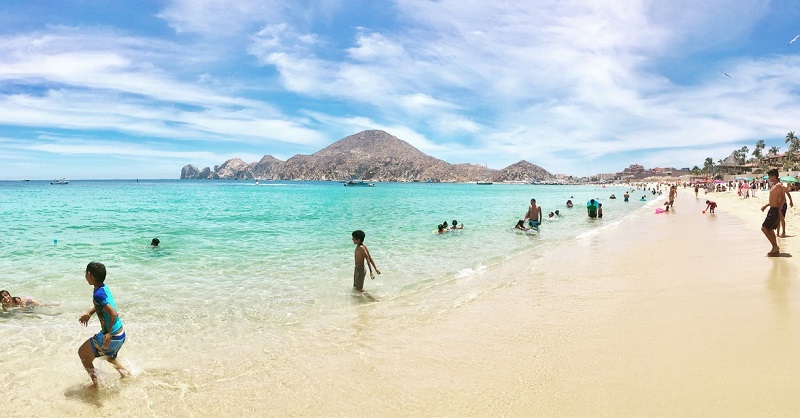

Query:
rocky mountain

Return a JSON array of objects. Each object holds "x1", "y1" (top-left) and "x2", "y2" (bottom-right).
[{"x1": 180, "y1": 130, "x2": 554, "y2": 182}]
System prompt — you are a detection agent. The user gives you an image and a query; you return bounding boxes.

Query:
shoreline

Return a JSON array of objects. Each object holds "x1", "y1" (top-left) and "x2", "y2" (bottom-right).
[
  {"x1": 5, "y1": 184, "x2": 800, "y2": 416},
  {"x1": 243, "y1": 188, "x2": 800, "y2": 416}
]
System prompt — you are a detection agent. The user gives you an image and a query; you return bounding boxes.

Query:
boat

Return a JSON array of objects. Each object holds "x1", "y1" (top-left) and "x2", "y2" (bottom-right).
[
  {"x1": 50, "y1": 178, "x2": 69, "y2": 185},
  {"x1": 343, "y1": 179, "x2": 374, "y2": 187},
  {"x1": 476, "y1": 182, "x2": 493, "y2": 185}
]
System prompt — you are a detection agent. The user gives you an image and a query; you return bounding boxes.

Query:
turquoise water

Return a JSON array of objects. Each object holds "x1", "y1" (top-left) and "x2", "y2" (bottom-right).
[
  {"x1": 0, "y1": 179, "x2": 660, "y2": 411},
  {"x1": 0, "y1": 180, "x2": 653, "y2": 324}
]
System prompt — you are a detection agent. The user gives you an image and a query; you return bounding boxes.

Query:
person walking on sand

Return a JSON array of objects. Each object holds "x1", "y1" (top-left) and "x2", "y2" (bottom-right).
[
  {"x1": 77, "y1": 262, "x2": 129, "y2": 389},
  {"x1": 524, "y1": 198, "x2": 543, "y2": 229},
  {"x1": 760, "y1": 169, "x2": 785, "y2": 256},
  {"x1": 351, "y1": 230, "x2": 380, "y2": 292},
  {"x1": 778, "y1": 186, "x2": 794, "y2": 238}
]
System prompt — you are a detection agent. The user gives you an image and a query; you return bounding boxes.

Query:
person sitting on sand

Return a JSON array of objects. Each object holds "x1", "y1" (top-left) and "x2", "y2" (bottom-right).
[
  {"x1": 450, "y1": 220, "x2": 464, "y2": 230},
  {"x1": 514, "y1": 220, "x2": 530, "y2": 231},
  {"x1": 705, "y1": 200, "x2": 717, "y2": 214},
  {"x1": 1, "y1": 289, "x2": 39, "y2": 308}
]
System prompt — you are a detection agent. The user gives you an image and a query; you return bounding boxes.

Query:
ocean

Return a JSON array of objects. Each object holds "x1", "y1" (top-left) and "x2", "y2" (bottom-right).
[{"x1": 0, "y1": 179, "x2": 660, "y2": 414}]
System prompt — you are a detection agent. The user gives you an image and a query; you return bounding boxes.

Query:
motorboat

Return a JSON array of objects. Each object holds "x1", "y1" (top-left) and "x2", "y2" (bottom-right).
[{"x1": 344, "y1": 179, "x2": 374, "y2": 187}]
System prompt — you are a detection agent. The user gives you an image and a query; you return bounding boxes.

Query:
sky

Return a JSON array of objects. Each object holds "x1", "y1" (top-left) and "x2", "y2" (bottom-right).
[{"x1": 0, "y1": 0, "x2": 799, "y2": 180}]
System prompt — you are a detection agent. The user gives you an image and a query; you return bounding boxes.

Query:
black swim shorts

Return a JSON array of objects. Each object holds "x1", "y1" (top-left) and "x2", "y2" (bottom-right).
[
  {"x1": 353, "y1": 265, "x2": 366, "y2": 290},
  {"x1": 762, "y1": 207, "x2": 780, "y2": 230}
]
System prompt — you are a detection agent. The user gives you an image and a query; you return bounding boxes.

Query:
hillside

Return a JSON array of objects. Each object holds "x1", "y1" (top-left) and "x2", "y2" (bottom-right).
[{"x1": 180, "y1": 130, "x2": 554, "y2": 182}]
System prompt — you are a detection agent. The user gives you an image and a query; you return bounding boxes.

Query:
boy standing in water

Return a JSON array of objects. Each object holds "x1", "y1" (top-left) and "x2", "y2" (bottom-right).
[
  {"x1": 352, "y1": 230, "x2": 380, "y2": 292},
  {"x1": 78, "y1": 261, "x2": 129, "y2": 388}
]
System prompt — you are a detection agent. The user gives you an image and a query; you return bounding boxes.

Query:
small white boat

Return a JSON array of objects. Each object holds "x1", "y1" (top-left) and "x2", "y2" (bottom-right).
[
  {"x1": 343, "y1": 179, "x2": 374, "y2": 187},
  {"x1": 50, "y1": 178, "x2": 69, "y2": 185}
]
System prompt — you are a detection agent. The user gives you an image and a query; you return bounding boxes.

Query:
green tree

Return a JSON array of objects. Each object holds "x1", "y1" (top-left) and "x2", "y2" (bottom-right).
[
  {"x1": 691, "y1": 166, "x2": 700, "y2": 175},
  {"x1": 738, "y1": 146, "x2": 749, "y2": 165},
  {"x1": 768, "y1": 146, "x2": 780, "y2": 157},
  {"x1": 784, "y1": 131, "x2": 798, "y2": 170},
  {"x1": 753, "y1": 139, "x2": 765, "y2": 169},
  {"x1": 703, "y1": 157, "x2": 714, "y2": 174}
]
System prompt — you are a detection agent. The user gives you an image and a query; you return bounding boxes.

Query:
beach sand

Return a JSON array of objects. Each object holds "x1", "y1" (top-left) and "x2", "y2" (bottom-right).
[{"x1": 12, "y1": 187, "x2": 800, "y2": 416}]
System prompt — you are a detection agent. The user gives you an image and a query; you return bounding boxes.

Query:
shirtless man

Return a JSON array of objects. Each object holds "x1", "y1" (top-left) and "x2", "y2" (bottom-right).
[
  {"x1": 524, "y1": 198, "x2": 543, "y2": 229},
  {"x1": 778, "y1": 187, "x2": 794, "y2": 238},
  {"x1": 760, "y1": 169, "x2": 785, "y2": 256},
  {"x1": 667, "y1": 185, "x2": 677, "y2": 210}
]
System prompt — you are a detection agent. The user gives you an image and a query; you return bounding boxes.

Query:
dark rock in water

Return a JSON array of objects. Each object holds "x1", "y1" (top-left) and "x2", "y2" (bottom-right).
[
  {"x1": 180, "y1": 164, "x2": 201, "y2": 179},
  {"x1": 180, "y1": 129, "x2": 555, "y2": 182}
]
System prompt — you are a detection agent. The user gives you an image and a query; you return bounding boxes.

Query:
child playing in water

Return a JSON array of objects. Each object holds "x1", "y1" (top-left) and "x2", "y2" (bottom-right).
[
  {"x1": 351, "y1": 230, "x2": 380, "y2": 292},
  {"x1": 705, "y1": 200, "x2": 717, "y2": 214},
  {"x1": 514, "y1": 220, "x2": 530, "y2": 231},
  {"x1": 77, "y1": 261, "x2": 129, "y2": 389},
  {"x1": 0, "y1": 290, "x2": 39, "y2": 308}
]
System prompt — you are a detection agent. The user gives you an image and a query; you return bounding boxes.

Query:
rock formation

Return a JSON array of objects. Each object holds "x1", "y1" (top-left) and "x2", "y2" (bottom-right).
[{"x1": 180, "y1": 130, "x2": 554, "y2": 182}]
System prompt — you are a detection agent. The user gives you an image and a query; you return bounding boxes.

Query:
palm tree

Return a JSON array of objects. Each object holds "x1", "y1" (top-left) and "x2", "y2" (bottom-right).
[
  {"x1": 703, "y1": 157, "x2": 714, "y2": 175},
  {"x1": 691, "y1": 166, "x2": 700, "y2": 176},
  {"x1": 785, "y1": 131, "x2": 798, "y2": 169},
  {"x1": 753, "y1": 139, "x2": 765, "y2": 169},
  {"x1": 739, "y1": 146, "x2": 749, "y2": 165},
  {"x1": 768, "y1": 146, "x2": 780, "y2": 157}
]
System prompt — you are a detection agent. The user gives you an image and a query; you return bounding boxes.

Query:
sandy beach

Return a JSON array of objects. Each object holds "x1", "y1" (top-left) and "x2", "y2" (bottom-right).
[{"x1": 6, "y1": 186, "x2": 800, "y2": 417}]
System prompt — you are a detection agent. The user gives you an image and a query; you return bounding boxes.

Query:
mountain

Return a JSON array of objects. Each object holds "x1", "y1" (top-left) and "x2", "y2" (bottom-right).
[{"x1": 180, "y1": 129, "x2": 554, "y2": 182}]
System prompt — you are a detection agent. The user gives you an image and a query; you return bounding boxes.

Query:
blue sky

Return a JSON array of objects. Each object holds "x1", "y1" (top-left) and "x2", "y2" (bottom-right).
[{"x1": 1, "y1": 0, "x2": 799, "y2": 179}]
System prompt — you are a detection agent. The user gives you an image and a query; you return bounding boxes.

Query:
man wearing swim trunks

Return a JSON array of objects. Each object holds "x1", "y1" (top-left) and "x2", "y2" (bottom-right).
[
  {"x1": 760, "y1": 169, "x2": 784, "y2": 256},
  {"x1": 778, "y1": 186, "x2": 794, "y2": 237},
  {"x1": 524, "y1": 198, "x2": 543, "y2": 228}
]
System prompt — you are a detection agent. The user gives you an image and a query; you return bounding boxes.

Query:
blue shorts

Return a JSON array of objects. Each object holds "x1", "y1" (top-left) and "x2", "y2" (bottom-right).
[
  {"x1": 528, "y1": 220, "x2": 540, "y2": 228},
  {"x1": 90, "y1": 330, "x2": 126, "y2": 359}
]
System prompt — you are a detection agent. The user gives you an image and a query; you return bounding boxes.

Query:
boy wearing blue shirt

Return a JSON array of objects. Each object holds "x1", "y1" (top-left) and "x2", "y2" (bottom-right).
[{"x1": 78, "y1": 261, "x2": 129, "y2": 388}]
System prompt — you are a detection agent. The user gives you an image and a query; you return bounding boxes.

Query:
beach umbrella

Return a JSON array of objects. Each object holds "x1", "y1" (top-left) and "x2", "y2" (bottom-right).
[
  {"x1": 780, "y1": 176, "x2": 799, "y2": 183},
  {"x1": 745, "y1": 177, "x2": 754, "y2": 181}
]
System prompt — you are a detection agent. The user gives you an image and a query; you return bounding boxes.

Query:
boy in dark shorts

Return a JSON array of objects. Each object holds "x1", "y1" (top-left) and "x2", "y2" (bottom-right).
[
  {"x1": 760, "y1": 169, "x2": 784, "y2": 256},
  {"x1": 78, "y1": 261, "x2": 129, "y2": 388},
  {"x1": 352, "y1": 230, "x2": 380, "y2": 291}
]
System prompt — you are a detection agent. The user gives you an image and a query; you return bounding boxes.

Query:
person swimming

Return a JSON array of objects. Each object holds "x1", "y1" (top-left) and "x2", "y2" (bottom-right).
[
  {"x1": 150, "y1": 238, "x2": 160, "y2": 247},
  {"x1": 0, "y1": 290, "x2": 39, "y2": 308},
  {"x1": 566, "y1": 200, "x2": 573, "y2": 208},
  {"x1": 451, "y1": 220, "x2": 464, "y2": 230}
]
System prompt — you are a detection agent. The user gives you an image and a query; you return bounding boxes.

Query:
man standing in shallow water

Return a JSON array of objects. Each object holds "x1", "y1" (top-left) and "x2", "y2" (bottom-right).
[
  {"x1": 524, "y1": 198, "x2": 543, "y2": 229},
  {"x1": 760, "y1": 169, "x2": 785, "y2": 256}
]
